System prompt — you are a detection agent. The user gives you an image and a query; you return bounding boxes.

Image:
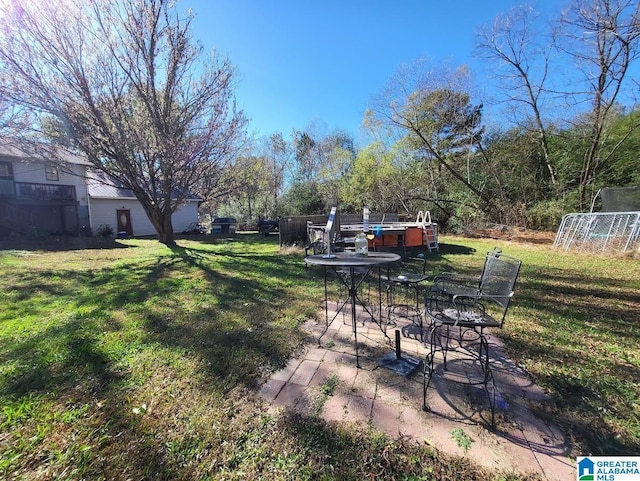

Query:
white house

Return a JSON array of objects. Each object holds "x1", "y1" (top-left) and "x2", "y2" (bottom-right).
[
  {"x1": 86, "y1": 171, "x2": 201, "y2": 237},
  {"x1": 0, "y1": 141, "x2": 200, "y2": 238}
]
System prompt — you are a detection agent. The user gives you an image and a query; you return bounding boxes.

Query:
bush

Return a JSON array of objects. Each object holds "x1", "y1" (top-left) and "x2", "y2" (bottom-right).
[
  {"x1": 96, "y1": 224, "x2": 114, "y2": 238},
  {"x1": 525, "y1": 199, "x2": 572, "y2": 231}
]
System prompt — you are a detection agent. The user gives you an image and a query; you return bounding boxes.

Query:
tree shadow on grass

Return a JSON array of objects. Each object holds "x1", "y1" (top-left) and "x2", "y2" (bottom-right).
[
  {"x1": 437, "y1": 243, "x2": 477, "y2": 256},
  {"x1": 0, "y1": 316, "x2": 120, "y2": 398},
  {"x1": 0, "y1": 237, "x2": 133, "y2": 252},
  {"x1": 0, "y1": 241, "x2": 319, "y2": 478},
  {"x1": 1, "y1": 241, "x2": 308, "y2": 396},
  {"x1": 500, "y1": 264, "x2": 640, "y2": 455},
  {"x1": 269, "y1": 410, "x2": 500, "y2": 481}
]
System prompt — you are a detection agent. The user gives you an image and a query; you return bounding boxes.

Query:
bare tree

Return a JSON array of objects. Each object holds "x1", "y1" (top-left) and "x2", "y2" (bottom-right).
[
  {"x1": 0, "y1": 0, "x2": 246, "y2": 245},
  {"x1": 556, "y1": 0, "x2": 640, "y2": 210},
  {"x1": 476, "y1": 4, "x2": 557, "y2": 185},
  {"x1": 262, "y1": 133, "x2": 289, "y2": 217}
]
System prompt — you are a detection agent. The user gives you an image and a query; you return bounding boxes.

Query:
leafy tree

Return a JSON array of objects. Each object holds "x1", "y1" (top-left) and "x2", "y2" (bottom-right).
[
  {"x1": 367, "y1": 63, "x2": 495, "y2": 214},
  {"x1": 284, "y1": 127, "x2": 356, "y2": 214},
  {"x1": 481, "y1": 128, "x2": 550, "y2": 225},
  {"x1": 315, "y1": 129, "x2": 356, "y2": 209},
  {"x1": 340, "y1": 142, "x2": 394, "y2": 212},
  {"x1": 340, "y1": 140, "x2": 430, "y2": 216},
  {"x1": 554, "y1": 108, "x2": 640, "y2": 200},
  {"x1": 0, "y1": 0, "x2": 246, "y2": 245},
  {"x1": 280, "y1": 181, "x2": 324, "y2": 216},
  {"x1": 599, "y1": 109, "x2": 640, "y2": 186},
  {"x1": 230, "y1": 155, "x2": 270, "y2": 222}
]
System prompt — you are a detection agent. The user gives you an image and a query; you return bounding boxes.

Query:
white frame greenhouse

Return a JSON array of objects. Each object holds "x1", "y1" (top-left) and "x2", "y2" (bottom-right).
[{"x1": 553, "y1": 211, "x2": 640, "y2": 253}]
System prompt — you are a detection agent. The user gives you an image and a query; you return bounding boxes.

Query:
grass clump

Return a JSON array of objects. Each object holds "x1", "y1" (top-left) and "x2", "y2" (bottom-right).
[
  {"x1": 310, "y1": 374, "x2": 340, "y2": 417},
  {"x1": 450, "y1": 428, "x2": 475, "y2": 453}
]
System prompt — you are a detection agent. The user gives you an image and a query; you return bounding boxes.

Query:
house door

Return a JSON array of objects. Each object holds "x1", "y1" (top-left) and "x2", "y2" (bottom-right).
[{"x1": 116, "y1": 209, "x2": 133, "y2": 236}]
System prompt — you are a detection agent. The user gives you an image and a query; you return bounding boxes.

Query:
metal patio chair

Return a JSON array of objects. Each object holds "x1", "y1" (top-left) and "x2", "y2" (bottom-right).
[
  {"x1": 422, "y1": 253, "x2": 522, "y2": 428},
  {"x1": 429, "y1": 247, "x2": 502, "y2": 299},
  {"x1": 384, "y1": 252, "x2": 430, "y2": 334}
]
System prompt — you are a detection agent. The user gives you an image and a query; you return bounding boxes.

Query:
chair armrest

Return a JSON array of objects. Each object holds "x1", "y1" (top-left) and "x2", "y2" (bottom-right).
[
  {"x1": 451, "y1": 293, "x2": 485, "y2": 310},
  {"x1": 453, "y1": 291, "x2": 515, "y2": 309}
]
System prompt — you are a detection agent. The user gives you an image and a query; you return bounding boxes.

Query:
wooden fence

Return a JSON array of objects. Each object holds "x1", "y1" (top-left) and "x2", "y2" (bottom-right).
[
  {"x1": 278, "y1": 215, "x2": 327, "y2": 246},
  {"x1": 278, "y1": 212, "x2": 401, "y2": 246}
]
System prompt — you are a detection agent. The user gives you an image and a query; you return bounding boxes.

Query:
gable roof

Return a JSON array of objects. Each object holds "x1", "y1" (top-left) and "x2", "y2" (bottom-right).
[
  {"x1": 0, "y1": 138, "x2": 202, "y2": 202},
  {"x1": 87, "y1": 170, "x2": 136, "y2": 199}
]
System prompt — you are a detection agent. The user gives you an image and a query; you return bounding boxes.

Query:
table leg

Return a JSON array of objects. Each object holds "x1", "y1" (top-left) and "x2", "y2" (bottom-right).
[
  {"x1": 318, "y1": 267, "x2": 350, "y2": 344},
  {"x1": 324, "y1": 266, "x2": 329, "y2": 328},
  {"x1": 319, "y1": 263, "x2": 392, "y2": 367},
  {"x1": 349, "y1": 266, "x2": 360, "y2": 368}
]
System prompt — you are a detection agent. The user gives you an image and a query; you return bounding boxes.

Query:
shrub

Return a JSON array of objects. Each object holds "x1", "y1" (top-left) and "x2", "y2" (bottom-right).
[{"x1": 96, "y1": 224, "x2": 114, "y2": 238}]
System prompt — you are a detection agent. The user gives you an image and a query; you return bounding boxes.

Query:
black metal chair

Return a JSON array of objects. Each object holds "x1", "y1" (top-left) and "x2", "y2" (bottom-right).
[
  {"x1": 430, "y1": 247, "x2": 502, "y2": 299},
  {"x1": 422, "y1": 253, "x2": 521, "y2": 429},
  {"x1": 384, "y1": 252, "x2": 430, "y2": 333}
]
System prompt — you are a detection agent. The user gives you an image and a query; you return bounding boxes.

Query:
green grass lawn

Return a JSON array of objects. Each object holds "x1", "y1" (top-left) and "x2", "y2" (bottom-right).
[{"x1": 1, "y1": 234, "x2": 638, "y2": 480}]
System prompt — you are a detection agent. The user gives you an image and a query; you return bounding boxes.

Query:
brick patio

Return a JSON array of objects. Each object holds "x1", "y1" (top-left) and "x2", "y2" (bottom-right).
[{"x1": 259, "y1": 300, "x2": 576, "y2": 481}]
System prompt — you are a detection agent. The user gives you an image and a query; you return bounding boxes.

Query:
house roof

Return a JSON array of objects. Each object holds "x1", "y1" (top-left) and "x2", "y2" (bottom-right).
[
  {"x1": 87, "y1": 170, "x2": 136, "y2": 199},
  {"x1": 0, "y1": 138, "x2": 202, "y2": 202},
  {"x1": 87, "y1": 170, "x2": 201, "y2": 202},
  {"x1": 0, "y1": 138, "x2": 90, "y2": 166}
]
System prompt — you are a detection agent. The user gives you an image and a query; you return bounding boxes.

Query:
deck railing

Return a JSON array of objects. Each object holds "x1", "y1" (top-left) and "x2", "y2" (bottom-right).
[{"x1": 14, "y1": 182, "x2": 76, "y2": 201}]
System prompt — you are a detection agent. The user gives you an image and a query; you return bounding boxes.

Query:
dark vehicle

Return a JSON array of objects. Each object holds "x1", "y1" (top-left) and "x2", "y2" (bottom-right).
[
  {"x1": 211, "y1": 217, "x2": 237, "y2": 234},
  {"x1": 258, "y1": 218, "x2": 279, "y2": 235}
]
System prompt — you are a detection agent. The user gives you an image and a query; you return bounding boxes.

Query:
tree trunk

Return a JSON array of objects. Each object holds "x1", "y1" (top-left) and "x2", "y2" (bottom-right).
[
  {"x1": 139, "y1": 198, "x2": 176, "y2": 246},
  {"x1": 159, "y1": 212, "x2": 175, "y2": 246}
]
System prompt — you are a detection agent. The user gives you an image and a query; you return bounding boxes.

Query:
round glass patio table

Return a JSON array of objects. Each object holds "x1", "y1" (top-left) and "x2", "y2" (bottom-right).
[{"x1": 305, "y1": 251, "x2": 401, "y2": 367}]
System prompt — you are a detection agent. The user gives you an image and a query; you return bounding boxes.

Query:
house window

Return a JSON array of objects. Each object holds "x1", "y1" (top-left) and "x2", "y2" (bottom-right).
[
  {"x1": 0, "y1": 161, "x2": 12, "y2": 179},
  {"x1": 45, "y1": 165, "x2": 59, "y2": 181}
]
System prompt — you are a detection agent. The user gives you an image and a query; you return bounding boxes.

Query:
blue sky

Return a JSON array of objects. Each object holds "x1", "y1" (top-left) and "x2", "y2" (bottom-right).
[{"x1": 184, "y1": 1, "x2": 567, "y2": 141}]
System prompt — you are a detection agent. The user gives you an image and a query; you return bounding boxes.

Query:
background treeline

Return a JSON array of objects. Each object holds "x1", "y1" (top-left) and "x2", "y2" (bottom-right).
[
  {"x1": 209, "y1": 1, "x2": 640, "y2": 232},
  {"x1": 212, "y1": 106, "x2": 639, "y2": 232}
]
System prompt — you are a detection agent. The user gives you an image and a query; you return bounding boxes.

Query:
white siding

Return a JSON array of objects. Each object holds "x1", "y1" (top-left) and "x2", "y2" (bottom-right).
[
  {"x1": 9, "y1": 159, "x2": 89, "y2": 207},
  {"x1": 89, "y1": 198, "x2": 199, "y2": 237},
  {"x1": 71, "y1": 166, "x2": 89, "y2": 208},
  {"x1": 171, "y1": 202, "x2": 200, "y2": 233}
]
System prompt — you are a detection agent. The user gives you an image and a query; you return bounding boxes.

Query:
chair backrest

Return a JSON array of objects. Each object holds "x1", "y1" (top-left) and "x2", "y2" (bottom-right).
[
  {"x1": 479, "y1": 253, "x2": 522, "y2": 325},
  {"x1": 475, "y1": 247, "x2": 502, "y2": 287}
]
